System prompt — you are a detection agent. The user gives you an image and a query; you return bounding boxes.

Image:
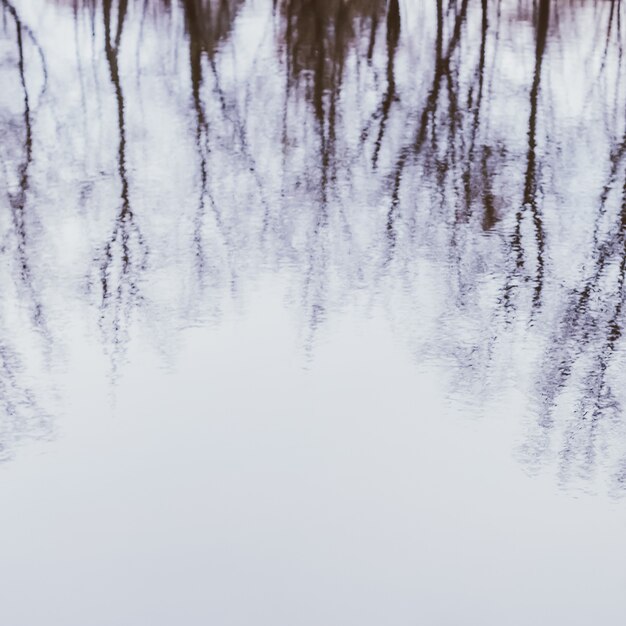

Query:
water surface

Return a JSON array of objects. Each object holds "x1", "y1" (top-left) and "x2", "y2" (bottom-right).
[{"x1": 1, "y1": 1, "x2": 626, "y2": 623}]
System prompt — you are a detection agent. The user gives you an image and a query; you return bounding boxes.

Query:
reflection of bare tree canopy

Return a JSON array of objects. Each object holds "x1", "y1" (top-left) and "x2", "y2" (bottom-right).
[
  {"x1": 182, "y1": 0, "x2": 245, "y2": 278},
  {"x1": 532, "y1": 59, "x2": 626, "y2": 488},
  {"x1": 2, "y1": 0, "x2": 626, "y2": 490},
  {"x1": 509, "y1": 0, "x2": 548, "y2": 309},
  {"x1": 96, "y1": 0, "x2": 147, "y2": 366},
  {"x1": 1, "y1": 0, "x2": 48, "y2": 327},
  {"x1": 0, "y1": 0, "x2": 51, "y2": 457}
]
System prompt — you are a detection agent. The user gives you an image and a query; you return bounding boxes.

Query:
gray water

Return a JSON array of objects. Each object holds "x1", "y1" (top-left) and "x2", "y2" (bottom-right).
[{"x1": 1, "y1": 0, "x2": 626, "y2": 624}]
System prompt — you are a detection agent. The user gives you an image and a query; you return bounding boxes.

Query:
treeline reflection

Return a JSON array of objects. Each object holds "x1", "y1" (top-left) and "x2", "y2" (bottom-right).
[{"x1": 1, "y1": 0, "x2": 626, "y2": 491}]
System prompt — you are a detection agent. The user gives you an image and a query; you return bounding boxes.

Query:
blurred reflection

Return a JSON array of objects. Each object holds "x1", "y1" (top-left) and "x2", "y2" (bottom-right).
[
  {"x1": 182, "y1": 0, "x2": 245, "y2": 278},
  {"x1": 1, "y1": 0, "x2": 626, "y2": 490},
  {"x1": 510, "y1": 0, "x2": 548, "y2": 308},
  {"x1": 97, "y1": 0, "x2": 147, "y2": 367},
  {"x1": 0, "y1": 0, "x2": 52, "y2": 459}
]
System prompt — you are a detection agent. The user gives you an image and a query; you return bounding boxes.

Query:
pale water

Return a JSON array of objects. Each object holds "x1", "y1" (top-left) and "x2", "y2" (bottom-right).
[{"x1": 1, "y1": 1, "x2": 626, "y2": 624}]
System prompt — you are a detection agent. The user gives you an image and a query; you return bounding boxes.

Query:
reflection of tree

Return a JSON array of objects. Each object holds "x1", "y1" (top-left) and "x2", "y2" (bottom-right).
[
  {"x1": 507, "y1": 0, "x2": 548, "y2": 309},
  {"x1": 533, "y1": 117, "x2": 626, "y2": 487},
  {"x1": 1, "y1": 0, "x2": 48, "y2": 329},
  {"x1": 182, "y1": 0, "x2": 244, "y2": 279},
  {"x1": 6, "y1": 0, "x2": 626, "y2": 490},
  {"x1": 0, "y1": 0, "x2": 51, "y2": 456},
  {"x1": 278, "y1": 0, "x2": 385, "y2": 343},
  {"x1": 382, "y1": 0, "x2": 509, "y2": 265},
  {"x1": 518, "y1": 0, "x2": 626, "y2": 490},
  {"x1": 276, "y1": 0, "x2": 626, "y2": 490},
  {"x1": 461, "y1": 0, "x2": 494, "y2": 229},
  {"x1": 97, "y1": 0, "x2": 147, "y2": 364},
  {"x1": 281, "y1": 0, "x2": 383, "y2": 196},
  {"x1": 371, "y1": 0, "x2": 400, "y2": 168}
]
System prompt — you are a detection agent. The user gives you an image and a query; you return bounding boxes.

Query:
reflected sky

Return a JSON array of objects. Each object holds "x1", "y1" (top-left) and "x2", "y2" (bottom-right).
[{"x1": 1, "y1": 1, "x2": 626, "y2": 623}]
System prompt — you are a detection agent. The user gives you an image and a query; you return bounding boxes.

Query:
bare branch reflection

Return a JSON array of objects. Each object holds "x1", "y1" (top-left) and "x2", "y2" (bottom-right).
[
  {"x1": 0, "y1": 0, "x2": 52, "y2": 457},
  {"x1": 97, "y1": 0, "x2": 147, "y2": 367},
  {"x1": 2, "y1": 0, "x2": 626, "y2": 491}
]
